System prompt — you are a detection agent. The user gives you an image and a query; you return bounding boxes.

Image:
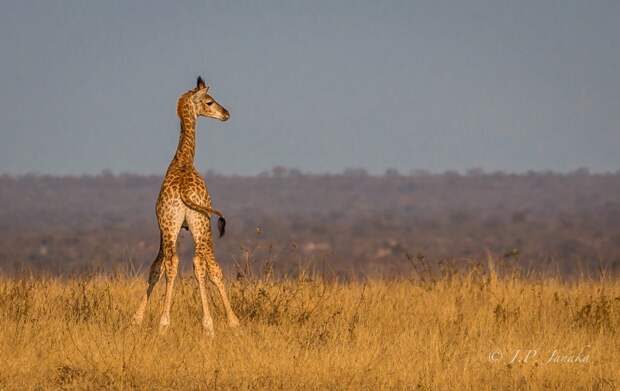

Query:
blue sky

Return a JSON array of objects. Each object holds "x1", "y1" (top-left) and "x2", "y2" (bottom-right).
[{"x1": 1, "y1": 1, "x2": 618, "y2": 175}]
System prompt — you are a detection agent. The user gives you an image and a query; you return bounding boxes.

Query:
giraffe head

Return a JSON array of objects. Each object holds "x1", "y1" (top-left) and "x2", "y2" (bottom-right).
[{"x1": 178, "y1": 76, "x2": 230, "y2": 122}]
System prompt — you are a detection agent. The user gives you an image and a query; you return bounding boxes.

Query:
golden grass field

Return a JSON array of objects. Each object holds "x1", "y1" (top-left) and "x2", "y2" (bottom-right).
[{"x1": 0, "y1": 259, "x2": 618, "y2": 390}]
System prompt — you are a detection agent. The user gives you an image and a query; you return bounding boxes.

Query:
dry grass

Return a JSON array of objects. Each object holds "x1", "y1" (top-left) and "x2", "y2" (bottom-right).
[{"x1": 0, "y1": 259, "x2": 619, "y2": 390}]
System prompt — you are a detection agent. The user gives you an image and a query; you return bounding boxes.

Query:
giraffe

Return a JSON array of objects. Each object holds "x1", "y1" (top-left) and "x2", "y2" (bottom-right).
[{"x1": 132, "y1": 76, "x2": 240, "y2": 336}]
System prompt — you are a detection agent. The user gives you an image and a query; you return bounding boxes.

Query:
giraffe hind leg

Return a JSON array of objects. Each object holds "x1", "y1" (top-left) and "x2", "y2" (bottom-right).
[
  {"x1": 158, "y1": 227, "x2": 182, "y2": 332},
  {"x1": 201, "y1": 223, "x2": 239, "y2": 327},
  {"x1": 206, "y1": 257, "x2": 240, "y2": 328},
  {"x1": 192, "y1": 253, "x2": 215, "y2": 336},
  {"x1": 187, "y1": 210, "x2": 240, "y2": 332},
  {"x1": 133, "y1": 207, "x2": 183, "y2": 329}
]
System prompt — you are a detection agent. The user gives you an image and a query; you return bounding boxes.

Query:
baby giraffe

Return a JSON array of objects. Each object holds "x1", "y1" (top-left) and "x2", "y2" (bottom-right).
[{"x1": 132, "y1": 76, "x2": 239, "y2": 336}]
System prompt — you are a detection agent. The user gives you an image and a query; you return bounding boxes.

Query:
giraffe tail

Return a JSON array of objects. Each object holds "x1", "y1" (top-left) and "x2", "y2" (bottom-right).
[{"x1": 180, "y1": 191, "x2": 227, "y2": 238}]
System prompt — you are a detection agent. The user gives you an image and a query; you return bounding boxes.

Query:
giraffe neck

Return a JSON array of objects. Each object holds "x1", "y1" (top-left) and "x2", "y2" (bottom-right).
[{"x1": 174, "y1": 101, "x2": 197, "y2": 165}]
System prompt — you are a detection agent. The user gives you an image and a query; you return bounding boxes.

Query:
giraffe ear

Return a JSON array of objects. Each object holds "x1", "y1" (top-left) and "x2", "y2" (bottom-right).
[{"x1": 196, "y1": 76, "x2": 207, "y2": 90}]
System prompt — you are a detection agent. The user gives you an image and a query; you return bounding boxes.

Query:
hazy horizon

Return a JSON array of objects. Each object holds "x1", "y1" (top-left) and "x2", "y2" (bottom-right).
[
  {"x1": 2, "y1": 166, "x2": 617, "y2": 178},
  {"x1": 1, "y1": 1, "x2": 618, "y2": 176}
]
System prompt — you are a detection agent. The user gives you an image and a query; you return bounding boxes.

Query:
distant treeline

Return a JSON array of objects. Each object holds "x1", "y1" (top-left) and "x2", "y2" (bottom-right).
[{"x1": 1, "y1": 168, "x2": 619, "y2": 276}]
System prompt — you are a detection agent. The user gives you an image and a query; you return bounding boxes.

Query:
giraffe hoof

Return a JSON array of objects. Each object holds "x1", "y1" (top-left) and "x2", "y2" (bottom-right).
[
  {"x1": 228, "y1": 316, "x2": 240, "y2": 328},
  {"x1": 202, "y1": 320, "x2": 215, "y2": 337},
  {"x1": 158, "y1": 319, "x2": 170, "y2": 335},
  {"x1": 131, "y1": 314, "x2": 144, "y2": 326}
]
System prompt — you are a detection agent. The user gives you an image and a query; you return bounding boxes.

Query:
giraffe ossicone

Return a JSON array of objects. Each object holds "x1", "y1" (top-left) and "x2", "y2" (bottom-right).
[{"x1": 132, "y1": 76, "x2": 239, "y2": 335}]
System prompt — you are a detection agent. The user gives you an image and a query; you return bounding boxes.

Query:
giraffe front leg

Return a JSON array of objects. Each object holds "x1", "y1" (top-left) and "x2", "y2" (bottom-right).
[
  {"x1": 159, "y1": 252, "x2": 179, "y2": 333},
  {"x1": 132, "y1": 250, "x2": 164, "y2": 325}
]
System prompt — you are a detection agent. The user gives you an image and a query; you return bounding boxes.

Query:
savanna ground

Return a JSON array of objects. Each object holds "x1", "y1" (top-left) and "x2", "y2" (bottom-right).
[{"x1": 0, "y1": 258, "x2": 619, "y2": 390}]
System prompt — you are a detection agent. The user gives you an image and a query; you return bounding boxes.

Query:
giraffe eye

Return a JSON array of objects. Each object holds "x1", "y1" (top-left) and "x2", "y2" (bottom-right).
[{"x1": 206, "y1": 101, "x2": 214, "y2": 106}]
